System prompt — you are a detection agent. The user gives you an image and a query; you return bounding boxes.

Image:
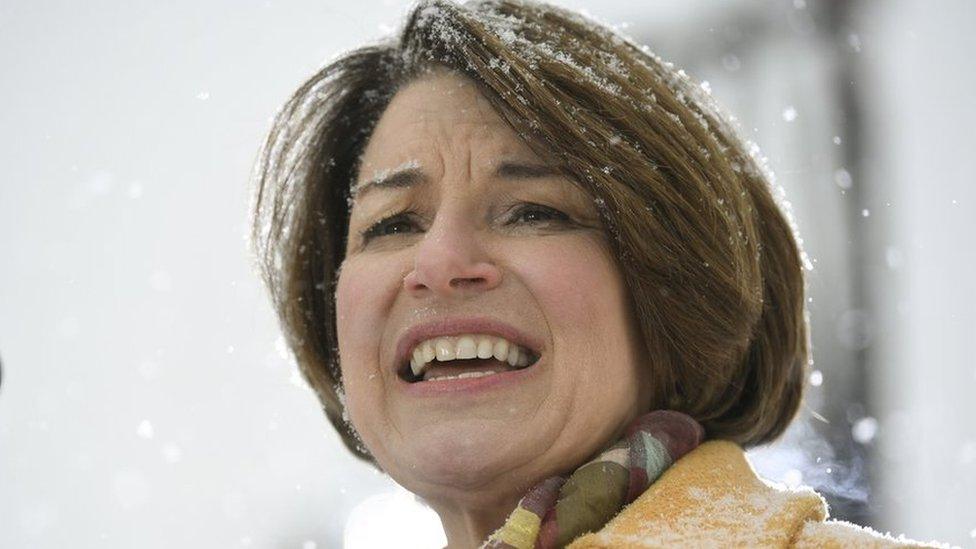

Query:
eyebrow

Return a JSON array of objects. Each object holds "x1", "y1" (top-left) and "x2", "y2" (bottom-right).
[{"x1": 349, "y1": 161, "x2": 563, "y2": 201}]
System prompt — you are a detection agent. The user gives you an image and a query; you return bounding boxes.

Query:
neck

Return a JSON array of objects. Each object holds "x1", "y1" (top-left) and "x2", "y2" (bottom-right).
[{"x1": 428, "y1": 494, "x2": 520, "y2": 549}]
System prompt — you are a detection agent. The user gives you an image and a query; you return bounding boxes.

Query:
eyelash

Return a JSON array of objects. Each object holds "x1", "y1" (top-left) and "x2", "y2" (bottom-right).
[{"x1": 359, "y1": 203, "x2": 571, "y2": 243}]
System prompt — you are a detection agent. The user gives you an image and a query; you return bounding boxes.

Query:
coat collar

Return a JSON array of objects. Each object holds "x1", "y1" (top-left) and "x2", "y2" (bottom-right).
[{"x1": 568, "y1": 439, "x2": 829, "y2": 548}]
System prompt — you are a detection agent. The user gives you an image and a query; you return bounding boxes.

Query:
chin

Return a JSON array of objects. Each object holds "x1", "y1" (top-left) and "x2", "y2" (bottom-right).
[{"x1": 387, "y1": 421, "x2": 541, "y2": 494}]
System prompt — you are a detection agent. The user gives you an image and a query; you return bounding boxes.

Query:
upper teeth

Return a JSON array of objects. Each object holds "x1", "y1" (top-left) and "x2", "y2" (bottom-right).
[{"x1": 409, "y1": 334, "x2": 534, "y2": 376}]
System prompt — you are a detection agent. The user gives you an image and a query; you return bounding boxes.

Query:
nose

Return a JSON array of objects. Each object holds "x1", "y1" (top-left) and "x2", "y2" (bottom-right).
[{"x1": 403, "y1": 206, "x2": 503, "y2": 298}]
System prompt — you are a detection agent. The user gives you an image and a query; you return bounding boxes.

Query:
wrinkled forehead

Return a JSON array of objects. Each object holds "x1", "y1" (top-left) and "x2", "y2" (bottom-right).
[
  {"x1": 378, "y1": 70, "x2": 500, "y2": 127},
  {"x1": 355, "y1": 71, "x2": 547, "y2": 184}
]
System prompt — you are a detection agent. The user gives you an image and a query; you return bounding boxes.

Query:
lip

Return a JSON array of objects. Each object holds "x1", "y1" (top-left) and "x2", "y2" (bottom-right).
[
  {"x1": 397, "y1": 357, "x2": 543, "y2": 397},
  {"x1": 393, "y1": 316, "x2": 545, "y2": 377}
]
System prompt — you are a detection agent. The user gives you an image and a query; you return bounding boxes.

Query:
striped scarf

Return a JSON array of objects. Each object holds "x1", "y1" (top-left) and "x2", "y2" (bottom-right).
[{"x1": 482, "y1": 410, "x2": 704, "y2": 549}]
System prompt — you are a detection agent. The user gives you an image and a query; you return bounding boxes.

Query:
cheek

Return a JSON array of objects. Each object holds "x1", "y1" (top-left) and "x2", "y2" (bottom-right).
[
  {"x1": 518, "y1": 236, "x2": 642, "y2": 406},
  {"x1": 334, "y1": 259, "x2": 395, "y2": 429},
  {"x1": 335, "y1": 261, "x2": 375, "y2": 369},
  {"x1": 523, "y1": 236, "x2": 628, "y2": 337}
]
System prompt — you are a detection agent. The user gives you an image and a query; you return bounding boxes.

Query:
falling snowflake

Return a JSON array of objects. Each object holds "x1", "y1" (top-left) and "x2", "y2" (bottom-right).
[
  {"x1": 137, "y1": 420, "x2": 154, "y2": 440},
  {"x1": 833, "y1": 168, "x2": 853, "y2": 189},
  {"x1": 852, "y1": 417, "x2": 878, "y2": 444},
  {"x1": 809, "y1": 370, "x2": 823, "y2": 387}
]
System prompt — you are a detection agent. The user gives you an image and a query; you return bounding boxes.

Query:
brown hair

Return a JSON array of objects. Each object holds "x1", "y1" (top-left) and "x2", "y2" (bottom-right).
[{"x1": 251, "y1": 0, "x2": 810, "y2": 463}]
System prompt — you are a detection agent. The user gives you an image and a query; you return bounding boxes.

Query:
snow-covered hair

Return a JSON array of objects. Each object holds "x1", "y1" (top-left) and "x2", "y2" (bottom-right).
[{"x1": 251, "y1": 0, "x2": 809, "y2": 464}]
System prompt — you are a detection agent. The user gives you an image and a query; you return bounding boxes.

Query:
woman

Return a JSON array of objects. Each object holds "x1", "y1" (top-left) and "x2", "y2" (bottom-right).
[{"x1": 251, "y1": 1, "x2": 945, "y2": 547}]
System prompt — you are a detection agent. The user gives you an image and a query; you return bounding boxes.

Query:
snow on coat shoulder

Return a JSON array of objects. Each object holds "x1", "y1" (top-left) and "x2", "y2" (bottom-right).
[{"x1": 568, "y1": 440, "x2": 949, "y2": 548}]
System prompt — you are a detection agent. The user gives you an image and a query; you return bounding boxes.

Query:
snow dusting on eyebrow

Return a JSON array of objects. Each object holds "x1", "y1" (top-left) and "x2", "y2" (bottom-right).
[
  {"x1": 348, "y1": 159, "x2": 423, "y2": 206},
  {"x1": 364, "y1": 159, "x2": 422, "y2": 187}
]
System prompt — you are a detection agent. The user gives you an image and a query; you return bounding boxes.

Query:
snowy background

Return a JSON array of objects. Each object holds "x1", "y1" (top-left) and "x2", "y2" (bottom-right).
[{"x1": 1, "y1": 0, "x2": 973, "y2": 547}]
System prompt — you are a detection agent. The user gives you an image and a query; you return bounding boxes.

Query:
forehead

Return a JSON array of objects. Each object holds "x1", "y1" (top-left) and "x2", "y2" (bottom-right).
[{"x1": 356, "y1": 71, "x2": 542, "y2": 181}]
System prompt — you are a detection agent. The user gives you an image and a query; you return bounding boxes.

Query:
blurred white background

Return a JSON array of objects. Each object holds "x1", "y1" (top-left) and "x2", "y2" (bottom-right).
[{"x1": 1, "y1": 0, "x2": 973, "y2": 547}]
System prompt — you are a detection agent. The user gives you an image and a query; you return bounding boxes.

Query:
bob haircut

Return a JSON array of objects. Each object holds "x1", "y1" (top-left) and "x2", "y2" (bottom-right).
[{"x1": 252, "y1": 0, "x2": 810, "y2": 464}]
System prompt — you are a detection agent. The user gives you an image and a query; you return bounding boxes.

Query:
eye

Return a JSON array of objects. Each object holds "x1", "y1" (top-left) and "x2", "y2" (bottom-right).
[
  {"x1": 360, "y1": 212, "x2": 419, "y2": 243},
  {"x1": 506, "y1": 203, "x2": 570, "y2": 225},
  {"x1": 358, "y1": 203, "x2": 571, "y2": 245}
]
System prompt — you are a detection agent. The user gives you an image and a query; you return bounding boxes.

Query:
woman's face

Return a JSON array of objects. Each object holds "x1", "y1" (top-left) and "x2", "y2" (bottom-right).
[{"x1": 335, "y1": 71, "x2": 651, "y2": 504}]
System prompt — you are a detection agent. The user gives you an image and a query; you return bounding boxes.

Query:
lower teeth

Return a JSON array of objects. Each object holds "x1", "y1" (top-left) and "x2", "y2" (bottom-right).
[{"x1": 427, "y1": 370, "x2": 499, "y2": 382}]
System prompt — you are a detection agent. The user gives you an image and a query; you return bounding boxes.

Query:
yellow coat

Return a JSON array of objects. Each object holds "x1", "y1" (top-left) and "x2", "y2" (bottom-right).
[{"x1": 568, "y1": 440, "x2": 949, "y2": 548}]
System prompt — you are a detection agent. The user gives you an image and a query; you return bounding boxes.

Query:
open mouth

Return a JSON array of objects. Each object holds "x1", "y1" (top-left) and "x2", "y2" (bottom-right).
[{"x1": 397, "y1": 349, "x2": 540, "y2": 383}]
